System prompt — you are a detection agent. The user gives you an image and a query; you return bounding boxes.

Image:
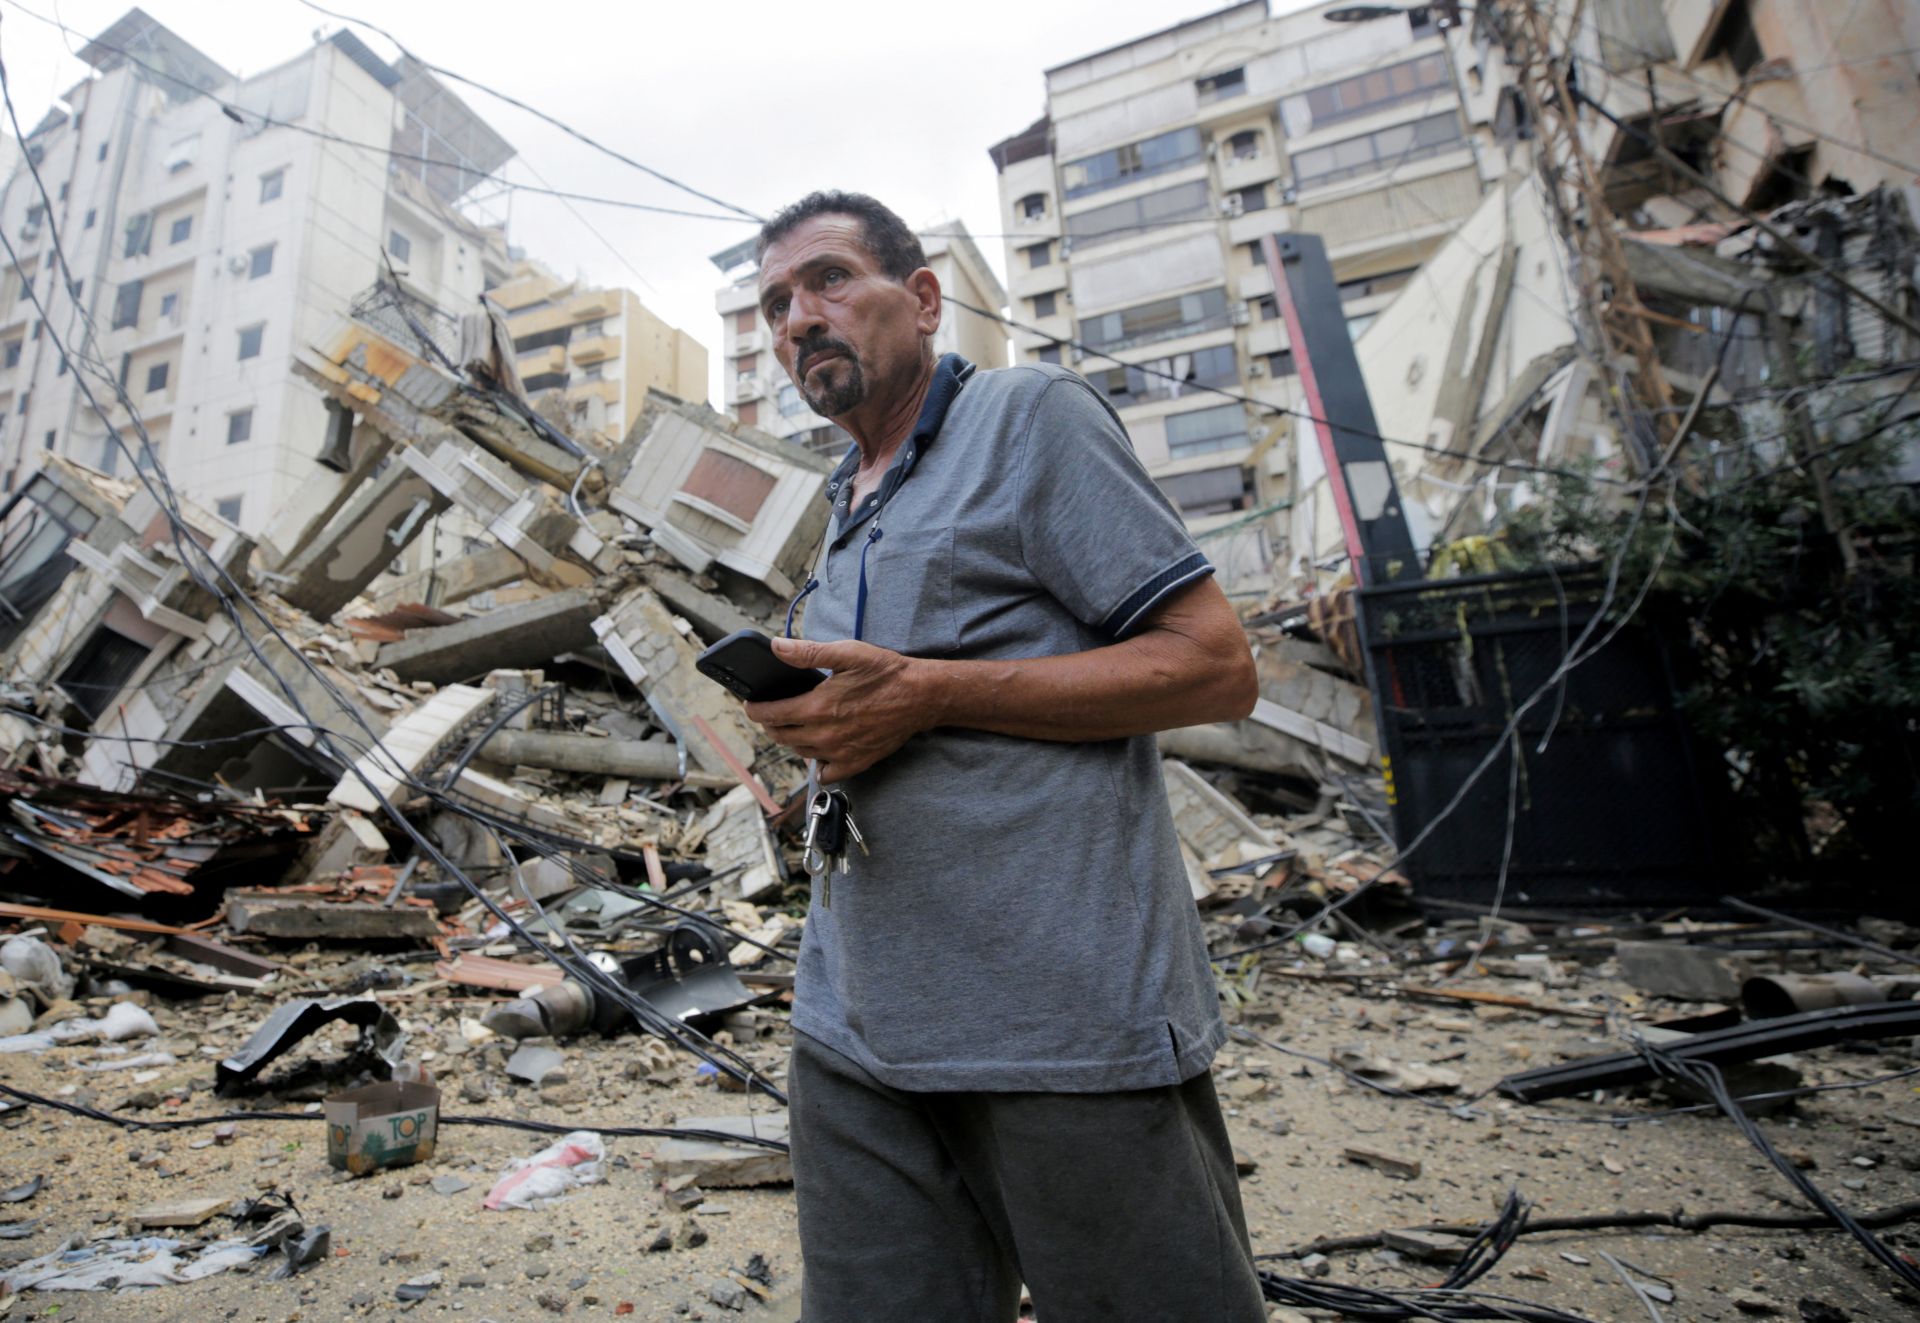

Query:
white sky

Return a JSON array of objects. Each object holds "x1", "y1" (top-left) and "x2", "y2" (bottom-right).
[{"x1": 2, "y1": 0, "x2": 1323, "y2": 404}]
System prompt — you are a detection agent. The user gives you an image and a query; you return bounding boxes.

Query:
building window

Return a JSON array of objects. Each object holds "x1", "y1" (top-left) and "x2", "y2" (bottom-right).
[
  {"x1": 1346, "y1": 312, "x2": 1378, "y2": 341},
  {"x1": 3, "y1": 342, "x2": 19, "y2": 368},
  {"x1": 733, "y1": 354, "x2": 756, "y2": 381},
  {"x1": 1062, "y1": 126, "x2": 1204, "y2": 200},
  {"x1": 1226, "y1": 129, "x2": 1261, "y2": 163},
  {"x1": 1037, "y1": 345, "x2": 1062, "y2": 365},
  {"x1": 1165, "y1": 402, "x2": 1249, "y2": 459},
  {"x1": 1408, "y1": 4, "x2": 1439, "y2": 39},
  {"x1": 97, "y1": 143, "x2": 108, "y2": 162},
  {"x1": 388, "y1": 229, "x2": 412, "y2": 262},
  {"x1": 582, "y1": 365, "x2": 603, "y2": 381},
  {"x1": 1233, "y1": 185, "x2": 1268, "y2": 214},
  {"x1": 216, "y1": 496, "x2": 243, "y2": 525},
  {"x1": 1196, "y1": 67, "x2": 1246, "y2": 104},
  {"x1": 1245, "y1": 241, "x2": 1266, "y2": 267},
  {"x1": 522, "y1": 372, "x2": 568, "y2": 393},
  {"x1": 1280, "y1": 54, "x2": 1452, "y2": 136},
  {"x1": 42, "y1": 430, "x2": 54, "y2": 450},
  {"x1": 260, "y1": 169, "x2": 285, "y2": 202},
  {"x1": 227, "y1": 408, "x2": 252, "y2": 445},
  {"x1": 111, "y1": 280, "x2": 142, "y2": 330},
  {"x1": 1255, "y1": 295, "x2": 1279, "y2": 321},
  {"x1": 1158, "y1": 464, "x2": 1252, "y2": 516},
  {"x1": 248, "y1": 244, "x2": 274, "y2": 279},
  {"x1": 1065, "y1": 179, "x2": 1212, "y2": 251},
  {"x1": 1337, "y1": 268, "x2": 1417, "y2": 304},
  {"x1": 737, "y1": 401, "x2": 758, "y2": 426},
  {"x1": 1023, "y1": 241, "x2": 1051, "y2": 269},
  {"x1": 1079, "y1": 287, "x2": 1231, "y2": 353},
  {"x1": 237, "y1": 323, "x2": 264, "y2": 360},
  {"x1": 1017, "y1": 192, "x2": 1048, "y2": 220},
  {"x1": 17, "y1": 392, "x2": 27, "y2": 414},
  {"x1": 775, "y1": 381, "x2": 810, "y2": 418},
  {"x1": 84, "y1": 209, "x2": 96, "y2": 230},
  {"x1": 1093, "y1": 343, "x2": 1238, "y2": 407},
  {"x1": 168, "y1": 215, "x2": 193, "y2": 245},
  {"x1": 734, "y1": 309, "x2": 755, "y2": 334},
  {"x1": 679, "y1": 449, "x2": 778, "y2": 525},
  {"x1": 145, "y1": 362, "x2": 168, "y2": 394},
  {"x1": 159, "y1": 292, "x2": 179, "y2": 325},
  {"x1": 1265, "y1": 349, "x2": 1296, "y2": 377},
  {"x1": 123, "y1": 212, "x2": 152, "y2": 258},
  {"x1": 1291, "y1": 112, "x2": 1465, "y2": 190},
  {"x1": 1032, "y1": 291, "x2": 1057, "y2": 319},
  {"x1": 57, "y1": 182, "x2": 68, "y2": 202},
  {"x1": 512, "y1": 326, "x2": 572, "y2": 354}
]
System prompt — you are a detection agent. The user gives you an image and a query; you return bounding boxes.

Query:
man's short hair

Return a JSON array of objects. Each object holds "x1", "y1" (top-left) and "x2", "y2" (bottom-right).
[{"x1": 756, "y1": 191, "x2": 927, "y2": 283}]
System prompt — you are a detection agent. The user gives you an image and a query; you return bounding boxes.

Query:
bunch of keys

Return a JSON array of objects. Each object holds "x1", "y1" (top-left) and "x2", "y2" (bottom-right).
[{"x1": 801, "y1": 788, "x2": 867, "y2": 907}]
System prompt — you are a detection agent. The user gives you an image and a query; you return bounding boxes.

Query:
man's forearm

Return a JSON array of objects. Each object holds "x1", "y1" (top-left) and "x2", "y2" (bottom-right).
[{"x1": 909, "y1": 628, "x2": 1255, "y2": 743}]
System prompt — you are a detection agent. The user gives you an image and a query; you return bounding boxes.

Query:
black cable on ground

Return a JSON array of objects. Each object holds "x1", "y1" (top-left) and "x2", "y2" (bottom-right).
[
  {"x1": 1263, "y1": 1198, "x2": 1920, "y2": 1262},
  {"x1": 0, "y1": 1082, "x2": 788, "y2": 1151},
  {"x1": 1258, "y1": 1189, "x2": 1600, "y2": 1322},
  {"x1": 1623, "y1": 1027, "x2": 1920, "y2": 1290}
]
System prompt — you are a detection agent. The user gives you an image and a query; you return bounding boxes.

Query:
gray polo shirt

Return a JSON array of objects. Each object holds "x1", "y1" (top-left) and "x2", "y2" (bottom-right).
[{"x1": 790, "y1": 353, "x2": 1226, "y2": 1093}]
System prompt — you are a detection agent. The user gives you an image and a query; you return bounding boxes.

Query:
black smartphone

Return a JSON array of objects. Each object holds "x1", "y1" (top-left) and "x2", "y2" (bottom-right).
[{"x1": 694, "y1": 629, "x2": 828, "y2": 702}]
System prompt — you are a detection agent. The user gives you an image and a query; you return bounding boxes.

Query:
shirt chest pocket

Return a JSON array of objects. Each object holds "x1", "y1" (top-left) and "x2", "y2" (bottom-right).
[{"x1": 858, "y1": 525, "x2": 959, "y2": 656}]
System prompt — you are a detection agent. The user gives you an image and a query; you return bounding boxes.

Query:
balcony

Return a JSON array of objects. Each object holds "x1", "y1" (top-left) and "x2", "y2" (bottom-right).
[
  {"x1": 571, "y1": 335, "x2": 617, "y2": 365},
  {"x1": 730, "y1": 375, "x2": 763, "y2": 404},
  {"x1": 566, "y1": 379, "x2": 619, "y2": 406},
  {"x1": 518, "y1": 344, "x2": 565, "y2": 375},
  {"x1": 486, "y1": 271, "x2": 563, "y2": 311},
  {"x1": 570, "y1": 290, "x2": 618, "y2": 320}
]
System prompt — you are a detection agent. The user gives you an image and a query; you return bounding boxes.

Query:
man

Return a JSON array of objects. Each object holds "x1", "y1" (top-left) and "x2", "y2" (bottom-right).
[{"x1": 744, "y1": 190, "x2": 1266, "y2": 1321}]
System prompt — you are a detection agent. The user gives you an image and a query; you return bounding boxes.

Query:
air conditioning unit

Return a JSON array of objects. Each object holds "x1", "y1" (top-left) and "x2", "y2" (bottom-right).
[
  {"x1": 1230, "y1": 305, "x2": 1251, "y2": 326},
  {"x1": 226, "y1": 255, "x2": 249, "y2": 275},
  {"x1": 1220, "y1": 195, "x2": 1244, "y2": 218},
  {"x1": 1248, "y1": 359, "x2": 1266, "y2": 377}
]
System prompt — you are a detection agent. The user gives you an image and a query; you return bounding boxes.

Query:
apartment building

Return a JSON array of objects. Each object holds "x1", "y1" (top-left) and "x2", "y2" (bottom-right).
[
  {"x1": 0, "y1": 11, "x2": 515, "y2": 536},
  {"x1": 987, "y1": 0, "x2": 1506, "y2": 587},
  {"x1": 711, "y1": 220, "x2": 1008, "y2": 455},
  {"x1": 484, "y1": 259, "x2": 708, "y2": 447}
]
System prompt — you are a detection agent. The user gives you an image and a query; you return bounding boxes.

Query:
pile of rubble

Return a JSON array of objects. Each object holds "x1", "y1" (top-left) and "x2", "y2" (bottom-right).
[{"x1": 0, "y1": 289, "x2": 1915, "y2": 1319}]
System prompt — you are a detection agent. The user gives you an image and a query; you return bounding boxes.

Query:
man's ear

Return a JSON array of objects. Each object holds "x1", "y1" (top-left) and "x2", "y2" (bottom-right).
[{"x1": 908, "y1": 267, "x2": 942, "y2": 337}]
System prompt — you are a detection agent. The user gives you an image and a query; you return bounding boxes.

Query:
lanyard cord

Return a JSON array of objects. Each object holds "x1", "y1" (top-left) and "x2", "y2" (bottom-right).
[
  {"x1": 851, "y1": 524, "x2": 884, "y2": 643},
  {"x1": 784, "y1": 510, "x2": 887, "y2": 643}
]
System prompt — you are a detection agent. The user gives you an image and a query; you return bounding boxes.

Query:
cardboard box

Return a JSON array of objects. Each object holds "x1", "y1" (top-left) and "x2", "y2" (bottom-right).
[{"x1": 325, "y1": 1080, "x2": 440, "y2": 1175}]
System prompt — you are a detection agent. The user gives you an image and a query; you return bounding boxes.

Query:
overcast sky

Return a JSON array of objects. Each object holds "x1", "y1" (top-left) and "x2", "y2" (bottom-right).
[{"x1": 3, "y1": 0, "x2": 1324, "y2": 402}]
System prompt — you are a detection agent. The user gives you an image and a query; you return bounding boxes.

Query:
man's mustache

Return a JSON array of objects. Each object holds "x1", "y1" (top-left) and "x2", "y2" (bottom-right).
[{"x1": 796, "y1": 338, "x2": 855, "y2": 377}]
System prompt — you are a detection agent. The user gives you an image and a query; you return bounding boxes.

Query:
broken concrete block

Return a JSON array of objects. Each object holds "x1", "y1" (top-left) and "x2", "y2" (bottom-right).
[
  {"x1": 376, "y1": 588, "x2": 606, "y2": 686},
  {"x1": 224, "y1": 892, "x2": 441, "y2": 941},
  {"x1": 592, "y1": 588, "x2": 760, "y2": 780},
  {"x1": 280, "y1": 464, "x2": 451, "y2": 618},
  {"x1": 129, "y1": 1197, "x2": 233, "y2": 1228},
  {"x1": 329, "y1": 684, "x2": 495, "y2": 813},
  {"x1": 651, "y1": 1115, "x2": 792, "y2": 1188},
  {"x1": 698, "y1": 786, "x2": 782, "y2": 901},
  {"x1": 1615, "y1": 941, "x2": 1755, "y2": 1003},
  {"x1": 1342, "y1": 1145, "x2": 1421, "y2": 1180},
  {"x1": 1381, "y1": 1228, "x2": 1467, "y2": 1262}
]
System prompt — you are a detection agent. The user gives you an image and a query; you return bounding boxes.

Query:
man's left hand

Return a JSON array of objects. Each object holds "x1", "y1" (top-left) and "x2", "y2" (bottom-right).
[{"x1": 745, "y1": 637, "x2": 934, "y2": 783}]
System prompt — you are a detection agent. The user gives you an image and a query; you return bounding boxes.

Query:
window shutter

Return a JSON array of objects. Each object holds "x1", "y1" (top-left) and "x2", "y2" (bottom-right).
[{"x1": 679, "y1": 449, "x2": 776, "y2": 524}]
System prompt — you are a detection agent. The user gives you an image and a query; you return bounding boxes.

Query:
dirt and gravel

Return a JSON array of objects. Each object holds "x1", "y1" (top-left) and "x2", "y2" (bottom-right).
[{"x1": 2, "y1": 948, "x2": 1917, "y2": 1322}]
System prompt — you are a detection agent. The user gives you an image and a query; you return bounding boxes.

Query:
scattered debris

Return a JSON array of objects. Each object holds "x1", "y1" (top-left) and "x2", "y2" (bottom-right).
[{"x1": 483, "y1": 1131, "x2": 607, "y2": 1211}]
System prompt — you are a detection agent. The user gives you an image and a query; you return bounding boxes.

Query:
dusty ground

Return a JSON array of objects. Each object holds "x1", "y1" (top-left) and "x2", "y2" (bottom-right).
[{"x1": 1, "y1": 955, "x2": 1917, "y2": 1322}]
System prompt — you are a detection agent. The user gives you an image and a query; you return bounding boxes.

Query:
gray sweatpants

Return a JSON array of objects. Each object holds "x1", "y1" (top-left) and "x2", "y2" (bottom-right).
[{"x1": 788, "y1": 1030, "x2": 1267, "y2": 1323}]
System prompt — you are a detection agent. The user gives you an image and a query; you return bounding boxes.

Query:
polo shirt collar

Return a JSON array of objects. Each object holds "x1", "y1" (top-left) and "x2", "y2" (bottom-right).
[{"x1": 824, "y1": 353, "x2": 974, "y2": 539}]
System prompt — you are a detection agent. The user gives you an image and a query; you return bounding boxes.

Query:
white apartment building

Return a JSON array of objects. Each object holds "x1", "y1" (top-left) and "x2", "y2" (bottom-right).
[
  {"x1": 712, "y1": 220, "x2": 1009, "y2": 455},
  {"x1": 988, "y1": 0, "x2": 1508, "y2": 588},
  {"x1": 0, "y1": 12, "x2": 515, "y2": 536}
]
